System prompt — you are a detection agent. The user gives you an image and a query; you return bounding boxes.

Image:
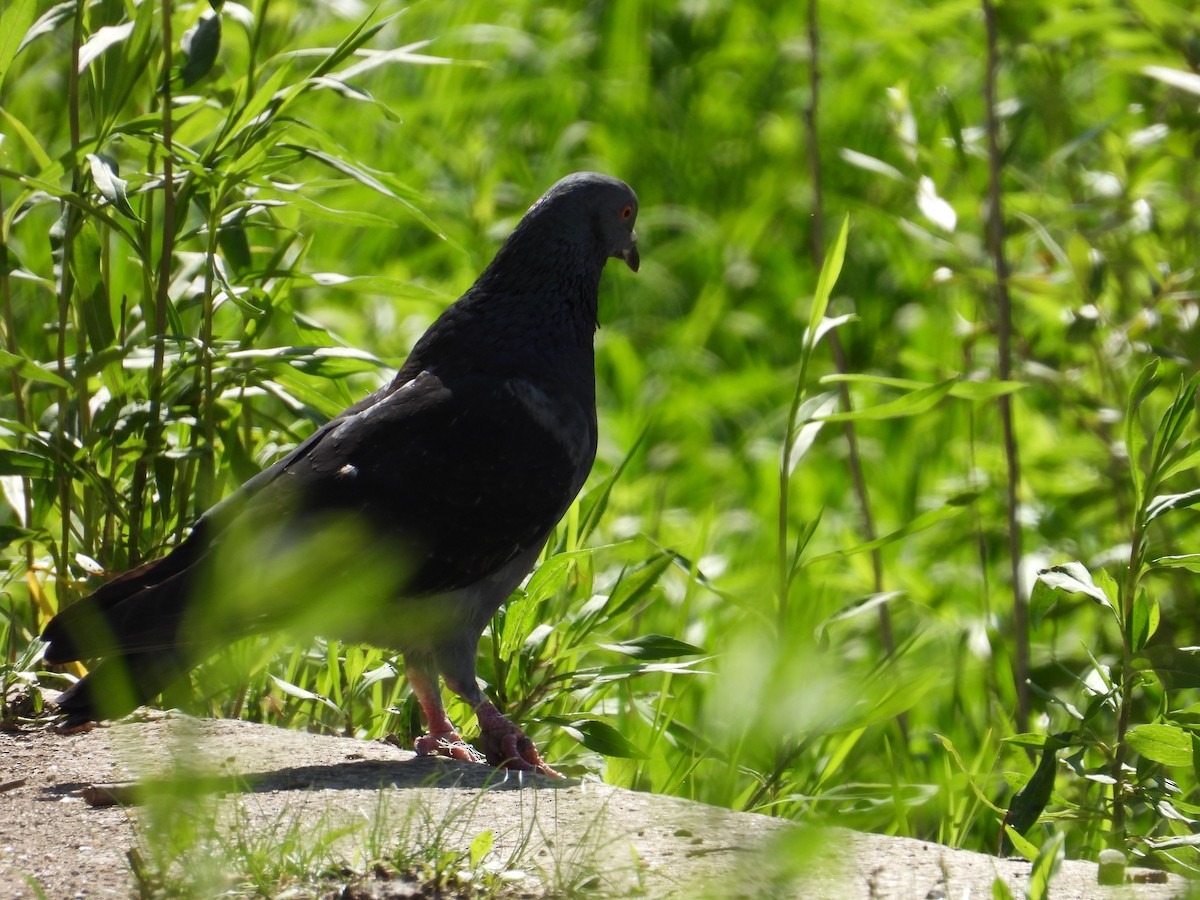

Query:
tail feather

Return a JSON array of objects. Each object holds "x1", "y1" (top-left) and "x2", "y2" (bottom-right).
[
  {"x1": 41, "y1": 527, "x2": 207, "y2": 664},
  {"x1": 51, "y1": 650, "x2": 187, "y2": 726}
]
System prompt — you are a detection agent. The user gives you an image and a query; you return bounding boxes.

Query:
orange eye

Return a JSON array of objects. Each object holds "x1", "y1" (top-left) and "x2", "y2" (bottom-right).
[{"x1": 620, "y1": 204, "x2": 633, "y2": 221}]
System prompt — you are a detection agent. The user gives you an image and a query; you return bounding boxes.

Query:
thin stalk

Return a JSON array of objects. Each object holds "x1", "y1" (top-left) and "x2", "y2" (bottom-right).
[
  {"x1": 131, "y1": 1, "x2": 178, "y2": 562},
  {"x1": 0, "y1": 185, "x2": 35, "y2": 582},
  {"x1": 53, "y1": 2, "x2": 86, "y2": 600},
  {"x1": 982, "y1": 0, "x2": 1029, "y2": 732},
  {"x1": 803, "y1": 0, "x2": 896, "y2": 663},
  {"x1": 1110, "y1": 514, "x2": 1144, "y2": 842}
]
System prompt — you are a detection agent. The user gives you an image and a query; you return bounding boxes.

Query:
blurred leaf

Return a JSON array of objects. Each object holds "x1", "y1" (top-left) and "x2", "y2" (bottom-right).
[
  {"x1": 468, "y1": 829, "x2": 493, "y2": 869},
  {"x1": 602, "y1": 550, "x2": 675, "y2": 623},
  {"x1": 14, "y1": 0, "x2": 72, "y2": 57},
  {"x1": 180, "y1": 12, "x2": 221, "y2": 86},
  {"x1": 1126, "y1": 723, "x2": 1191, "y2": 767},
  {"x1": 787, "y1": 392, "x2": 838, "y2": 475},
  {"x1": 818, "y1": 378, "x2": 957, "y2": 422},
  {"x1": 916, "y1": 175, "x2": 956, "y2": 232},
  {"x1": 0, "y1": 449, "x2": 51, "y2": 477},
  {"x1": 597, "y1": 634, "x2": 705, "y2": 660},
  {"x1": 1027, "y1": 832, "x2": 1065, "y2": 900},
  {"x1": 0, "y1": 348, "x2": 69, "y2": 388},
  {"x1": 821, "y1": 373, "x2": 1026, "y2": 402},
  {"x1": 269, "y1": 674, "x2": 344, "y2": 717},
  {"x1": 1135, "y1": 646, "x2": 1200, "y2": 691},
  {"x1": 1144, "y1": 65, "x2": 1200, "y2": 96},
  {"x1": 544, "y1": 716, "x2": 647, "y2": 759},
  {"x1": 79, "y1": 22, "x2": 134, "y2": 73},
  {"x1": 0, "y1": 0, "x2": 35, "y2": 91},
  {"x1": 838, "y1": 148, "x2": 904, "y2": 181},
  {"x1": 807, "y1": 493, "x2": 976, "y2": 564}
]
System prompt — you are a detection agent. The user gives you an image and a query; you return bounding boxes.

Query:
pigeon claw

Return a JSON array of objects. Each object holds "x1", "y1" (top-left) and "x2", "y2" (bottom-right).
[
  {"x1": 413, "y1": 731, "x2": 486, "y2": 765},
  {"x1": 475, "y1": 704, "x2": 563, "y2": 778}
]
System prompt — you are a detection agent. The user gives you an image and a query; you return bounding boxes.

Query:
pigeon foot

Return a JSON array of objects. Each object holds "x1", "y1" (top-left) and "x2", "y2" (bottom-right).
[
  {"x1": 475, "y1": 701, "x2": 562, "y2": 778},
  {"x1": 413, "y1": 729, "x2": 487, "y2": 765}
]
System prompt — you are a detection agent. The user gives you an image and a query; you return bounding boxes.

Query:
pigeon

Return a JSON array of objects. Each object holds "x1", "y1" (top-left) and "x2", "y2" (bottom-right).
[{"x1": 40, "y1": 172, "x2": 640, "y2": 777}]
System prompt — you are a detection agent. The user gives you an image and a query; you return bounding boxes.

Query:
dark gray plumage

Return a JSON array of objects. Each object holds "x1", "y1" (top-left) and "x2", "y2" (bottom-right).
[{"x1": 41, "y1": 172, "x2": 640, "y2": 775}]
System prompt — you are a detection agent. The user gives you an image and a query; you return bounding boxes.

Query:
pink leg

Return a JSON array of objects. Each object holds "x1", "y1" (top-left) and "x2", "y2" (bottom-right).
[
  {"x1": 406, "y1": 663, "x2": 485, "y2": 765},
  {"x1": 473, "y1": 699, "x2": 563, "y2": 778}
]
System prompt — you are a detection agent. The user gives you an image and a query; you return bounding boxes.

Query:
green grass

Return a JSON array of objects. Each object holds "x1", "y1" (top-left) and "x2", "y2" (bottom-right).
[{"x1": 2, "y1": 0, "x2": 1200, "y2": 885}]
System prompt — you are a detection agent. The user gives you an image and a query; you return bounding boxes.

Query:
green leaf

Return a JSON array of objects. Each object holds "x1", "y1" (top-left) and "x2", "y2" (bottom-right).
[
  {"x1": 1146, "y1": 488, "x2": 1200, "y2": 523},
  {"x1": 1033, "y1": 562, "x2": 1113, "y2": 611},
  {"x1": 1003, "y1": 825, "x2": 1039, "y2": 863},
  {"x1": 1126, "y1": 359, "x2": 1161, "y2": 503},
  {"x1": 1135, "y1": 646, "x2": 1200, "y2": 691},
  {"x1": 817, "y1": 378, "x2": 957, "y2": 422},
  {"x1": 545, "y1": 716, "x2": 647, "y2": 759},
  {"x1": 1144, "y1": 65, "x2": 1200, "y2": 96},
  {"x1": 86, "y1": 153, "x2": 139, "y2": 220},
  {"x1": 468, "y1": 830, "x2": 494, "y2": 869},
  {"x1": 807, "y1": 493, "x2": 977, "y2": 564},
  {"x1": 806, "y1": 213, "x2": 849, "y2": 346},
  {"x1": 0, "y1": 0, "x2": 36, "y2": 92},
  {"x1": 1003, "y1": 734, "x2": 1063, "y2": 837},
  {"x1": 1130, "y1": 589, "x2": 1159, "y2": 652},
  {"x1": 78, "y1": 21, "x2": 134, "y2": 73},
  {"x1": 0, "y1": 449, "x2": 51, "y2": 477},
  {"x1": 16, "y1": 1, "x2": 74, "y2": 57},
  {"x1": 224, "y1": 345, "x2": 383, "y2": 378},
  {"x1": 1151, "y1": 554, "x2": 1200, "y2": 574},
  {"x1": 1028, "y1": 832, "x2": 1065, "y2": 900},
  {"x1": 1126, "y1": 723, "x2": 1192, "y2": 767},
  {"x1": 0, "y1": 348, "x2": 70, "y2": 388},
  {"x1": 269, "y1": 674, "x2": 344, "y2": 718},
  {"x1": 821, "y1": 373, "x2": 1026, "y2": 402},
  {"x1": 180, "y1": 12, "x2": 221, "y2": 86},
  {"x1": 597, "y1": 634, "x2": 705, "y2": 660},
  {"x1": 603, "y1": 551, "x2": 675, "y2": 622},
  {"x1": 786, "y1": 391, "x2": 839, "y2": 475}
]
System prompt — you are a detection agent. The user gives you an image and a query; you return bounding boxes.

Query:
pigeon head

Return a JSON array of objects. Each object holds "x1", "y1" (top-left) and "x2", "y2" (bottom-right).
[{"x1": 530, "y1": 172, "x2": 640, "y2": 272}]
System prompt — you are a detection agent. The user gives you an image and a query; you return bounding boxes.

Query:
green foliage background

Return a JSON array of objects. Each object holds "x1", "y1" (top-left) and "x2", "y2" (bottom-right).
[{"x1": 2, "y1": 0, "x2": 1200, "y2": 876}]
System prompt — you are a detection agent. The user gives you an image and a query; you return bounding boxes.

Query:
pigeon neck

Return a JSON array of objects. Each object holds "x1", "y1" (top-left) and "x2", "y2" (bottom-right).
[{"x1": 474, "y1": 224, "x2": 607, "y2": 343}]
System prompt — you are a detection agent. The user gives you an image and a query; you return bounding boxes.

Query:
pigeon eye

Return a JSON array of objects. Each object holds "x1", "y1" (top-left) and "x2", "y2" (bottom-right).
[{"x1": 620, "y1": 204, "x2": 633, "y2": 222}]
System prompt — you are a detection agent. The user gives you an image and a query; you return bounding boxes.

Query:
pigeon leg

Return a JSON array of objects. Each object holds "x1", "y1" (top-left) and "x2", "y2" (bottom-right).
[
  {"x1": 440, "y1": 665, "x2": 563, "y2": 778},
  {"x1": 405, "y1": 660, "x2": 485, "y2": 765}
]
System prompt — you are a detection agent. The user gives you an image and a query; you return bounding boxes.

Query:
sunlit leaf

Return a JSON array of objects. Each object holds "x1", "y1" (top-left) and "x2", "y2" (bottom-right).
[
  {"x1": 78, "y1": 22, "x2": 135, "y2": 73},
  {"x1": 544, "y1": 716, "x2": 647, "y2": 759},
  {"x1": 1144, "y1": 65, "x2": 1200, "y2": 96},
  {"x1": 180, "y1": 12, "x2": 221, "y2": 86},
  {"x1": 1146, "y1": 488, "x2": 1200, "y2": 523},
  {"x1": 0, "y1": 348, "x2": 69, "y2": 388},
  {"x1": 1033, "y1": 562, "x2": 1113, "y2": 610},
  {"x1": 1126, "y1": 723, "x2": 1192, "y2": 767},
  {"x1": 597, "y1": 634, "x2": 705, "y2": 660}
]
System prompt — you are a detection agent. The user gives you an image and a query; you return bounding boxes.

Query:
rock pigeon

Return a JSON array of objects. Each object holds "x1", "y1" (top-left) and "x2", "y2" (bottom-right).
[{"x1": 40, "y1": 172, "x2": 640, "y2": 777}]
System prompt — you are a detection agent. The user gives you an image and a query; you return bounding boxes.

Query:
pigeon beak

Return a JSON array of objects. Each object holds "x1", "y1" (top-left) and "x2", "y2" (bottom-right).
[{"x1": 619, "y1": 233, "x2": 640, "y2": 272}]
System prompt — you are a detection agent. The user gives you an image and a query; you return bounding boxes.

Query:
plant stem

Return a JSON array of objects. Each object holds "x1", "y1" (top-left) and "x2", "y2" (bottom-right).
[
  {"x1": 803, "y1": 0, "x2": 896, "y2": 666},
  {"x1": 982, "y1": 0, "x2": 1029, "y2": 732},
  {"x1": 131, "y1": 1, "x2": 178, "y2": 562}
]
